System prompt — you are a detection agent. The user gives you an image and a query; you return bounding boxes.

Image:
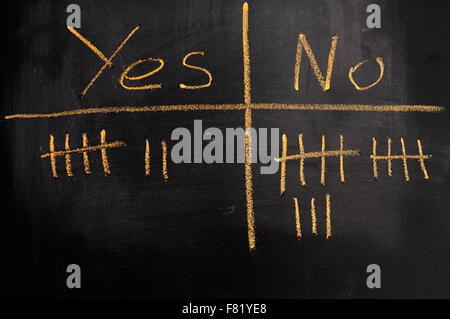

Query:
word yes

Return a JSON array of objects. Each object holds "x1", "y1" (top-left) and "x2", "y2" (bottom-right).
[{"x1": 67, "y1": 26, "x2": 211, "y2": 97}]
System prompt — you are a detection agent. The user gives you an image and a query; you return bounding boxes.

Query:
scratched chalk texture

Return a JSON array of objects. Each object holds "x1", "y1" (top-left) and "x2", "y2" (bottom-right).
[{"x1": 1, "y1": 0, "x2": 449, "y2": 298}]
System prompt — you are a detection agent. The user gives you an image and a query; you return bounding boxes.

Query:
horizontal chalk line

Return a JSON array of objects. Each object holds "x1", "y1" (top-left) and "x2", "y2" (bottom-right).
[
  {"x1": 276, "y1": 150, "x2": 360, "y2": 162},
  {"x1": 370, "y1": 154, "x2": 432, "y2": 160},
  {"x1": 41, "y1": 141, "x2": 126, "y2": 158},
  {"x1": 4, "y1": 103, "x2": 444, "y2": 119}
]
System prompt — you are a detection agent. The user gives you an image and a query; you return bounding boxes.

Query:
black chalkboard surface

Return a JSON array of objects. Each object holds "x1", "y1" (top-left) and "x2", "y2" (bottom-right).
[{"x1": 1, "y1": 0, "x2": 449, "y2": 299}]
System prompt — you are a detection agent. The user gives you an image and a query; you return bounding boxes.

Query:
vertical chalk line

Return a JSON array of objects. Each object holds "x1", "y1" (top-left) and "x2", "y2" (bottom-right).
[
  {"x1": 298, "y1": 133, "x2": 306, "y2": 185},
  {"x1": 280, "y1": 134, "x2": 287, "y2": 194},
  {"x1": 145, "y1": 139, "x2": 151, "y2": 176},
  {"x1": 100, "y1": 129, "x2": 111, "y2": 175},
  {"x1": 49, "y1": 135, "x2": 58, "y2": 178},
  {"x1": 293, "y1": 197, "x2": 302, "y2": 239},
  {"x1": 372, "y1": 137, "x2": 378, "y2": 178},
  {"x1": 82, "y1": 133, "x2": 91, "y2": 174},
  {"x1": 387, "y1": 137, "x2": 392, "y2": 177},
  {"x1": 243, "y1": 2, "x2": 255, "y2": 250},
  {"x1": 294, "y1": 35, "x2": 302, "y2": 91},
  {"x1": 243, "y1": 2, "x2": 251, "y2": 105},
  {"x1": 339, "y1": 135, "x2": 345, "y2": 182},
  {"x1": 311, "y1": 197, "x2": 317, "y2": 235},
  {"x1": 320, "y1": 135, "x2": 326, "y2": 185},
  {"x1": 64, "y1": 134, "x2": 73, "y2": 177},
  {"x1": 417, "y1": 139, "x2": 429, "y2": 179},
  {"x1": 161, "y1": 139, "x2": 168, "y2": 182},
  {"x1": 400, "y1": 137, "x2": 409, "y2": 181},
  {"x1": 326, "y1": 194, "x2": 331, "y2": 239}
]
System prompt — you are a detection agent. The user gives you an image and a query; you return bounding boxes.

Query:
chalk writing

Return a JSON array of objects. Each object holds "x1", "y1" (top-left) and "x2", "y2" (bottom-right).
[
  {"x1": 161, "y1": 139, "x2": 168, "y2": 182},
  {"x1": 4, "y1": 2, "x2": 444, "y2": 251},
  {"x1": 293, "y1": 197, "x2": 302, "y2": 238},
  {"x1": 294, "y1": 34, "x2": 338, "y2": 92},
  {"x1": 292, "y1": 194, "x2": 332, "y2": 238},
  {"x1": 370, "y1": 137, "x2": 431, "y2": 181},
  {"x1": 145, "y1": 139, "x2": 150, "y2": 176},
  {"x1": 41, "y1": 130, "x2": 126, "y2": 177},
  {"x1": 68, "y1": 25, "x2": 140, "y2": 97},
  {"x1": 276, "y1": 134, "x2": 360, "y2": 193}
]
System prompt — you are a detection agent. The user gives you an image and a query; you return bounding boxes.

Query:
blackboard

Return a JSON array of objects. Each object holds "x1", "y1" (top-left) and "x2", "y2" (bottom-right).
[{"x1": 1, "y1": 0, "x2": 450, "y2": 299}]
